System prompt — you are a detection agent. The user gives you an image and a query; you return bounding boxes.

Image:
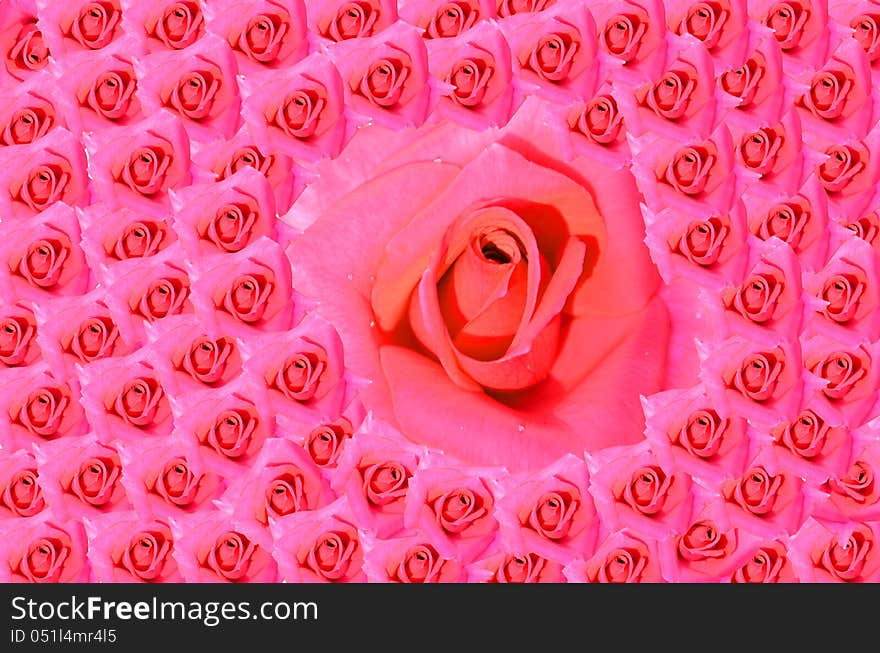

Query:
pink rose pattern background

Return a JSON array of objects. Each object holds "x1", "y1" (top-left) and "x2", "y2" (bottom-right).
[{"x1": 3, "y1": 0, "x2": 880, "y2": 584}]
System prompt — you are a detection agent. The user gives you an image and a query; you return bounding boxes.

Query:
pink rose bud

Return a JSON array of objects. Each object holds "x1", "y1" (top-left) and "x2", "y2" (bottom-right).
[
  {"x1": 767, "y1": 406, "x2": 851, "y2": 484},
  {"x1": 77, "y1": 353, "x2": 173, "y2": 443},
  {"x1": 31, "y1": 289, "x2": 134, "y2": 374},
  {"x1": 170, "y1": 169, "x2": 274, "y2": 257},
  {"x1": 733, "y1": 111, "x2": 803, "y2": 192},
  {"x1": 52, "y1": 35, "x2": 145, "y2": 133},
  {"x1": 752, "y1": 0, "x2": 830, "y2": 72},
  {"x1": 171, "y1": 378, "x2": 272, "y2": 473},
  {"x1": 668, "y1": 0, "x2": 748, "y2": 56},
  {"x1": 589, "y1": 443, "x2": 695, "y2": 538},
  {"x1": 145, "y1": 315, "x2": 242, "y2": 394},
  {"x1": 802, "y1": 335, "x2": 880, "y2": 425},
  {"x1": 657, "y1": 498, "x2": 753, "y2": 582},
  {"x1": 495, "y1": 454, "x2": 597, "y2": 563},
  {"x1": 804, "y1": 238, "x2": 880, "y2": 340},
  {"x1": 719, "y1": 455, "x2": 806, "y2": 537},
  {"x1": 742, "y1": 178, "x2": 828, "y2": 271},
  {"x1": 643, "y1": 386, "x2": 749, "y2": 484},
  {"x1": 714, "y1": 236, "x2": 803, "y2": 342},
  {"x1": 624, "y1": 38, "x2": 719, "y2": 140},
  {"x1": 798, "y1": 40, "x2": 872, "y2": 135},
  {"x1": 192, "y1": 126, "x2": 300, "y2": 213},
  {"x1": 717, "y1": 29, "x2": 786, "y2": 124},
  {"x1": 700, "y1": 335, "x2": 802, "y2": 423},
  {"x1": 590, "y1": 0, "x2": 666, "y2": 75},
  {"x1": 813, "y1": 442, "x2": 880, "y2": 521},
  {"x1": 79, "y1": 204, "x2": 175, "y2": 269},
  {"x1": 240, "y1": 314, "x2": 348, "y2": 425},
  {"x1": 634, "y1": 125, "x2": 737, "y2": 217},
  {"x1": 0, "y1": 129, "x2": 88, "y2": 218}
]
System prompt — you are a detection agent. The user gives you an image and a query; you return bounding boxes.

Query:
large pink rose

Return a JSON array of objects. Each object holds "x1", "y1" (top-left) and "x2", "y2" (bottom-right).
[{"x1": 288, "y1": 113, "x2": 669, "y2": 470}]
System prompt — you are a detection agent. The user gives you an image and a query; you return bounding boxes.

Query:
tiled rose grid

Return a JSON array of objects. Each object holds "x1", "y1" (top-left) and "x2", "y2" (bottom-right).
[{"x1": 3, "y1": 0, "x2": 880, "y2": 584}]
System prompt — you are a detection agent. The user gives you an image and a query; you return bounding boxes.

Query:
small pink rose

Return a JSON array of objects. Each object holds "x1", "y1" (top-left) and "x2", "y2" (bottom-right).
[
  {"x1": 329, "y1": 21, "x2": 435, "y2": 128},
  {"x1": 35, "y1": 434, "x2": 129, "y2": 518},
  {"x1": 204, "y1": 0, "x2": 308, "y2": 71},
  {"x1": 3, "y1": 17, "x2": 50, "y2": 80},
  {"x1": 137, "y1": 34, "x2": 242, "y2": 140},
  {"x1": 216, "y1": 438, "x2": 330, "y2": 525},
  {"x1": 38, "y1": 0, "x2": 123, "y2": 52},
  {"x1": 49, "y1": 35, "x2": 145, "y2": 132},
  {"x1": 0, "y1": 519, "x2": 88, "y2": 583},
  {"x1": 309, "y1": 0, "x2": 398, "y2": 41},
  {"x1": 77, "y1": 354, "x2": 173, "y2": 441},
  {"x1": 471, "y1": 548, "x2": 565, "y2": 583},
  {"x1": 496, "y1": 455, "x2": 597, "y2": 563},
  {"x1": 589, "y1": 443, "x2": 694, "y2": 538},
  {"x1": 271, "y1": 500, "x2": 365, "y2": 582},
  {"x1": 86, "y1": 111, "x2": 191, "y2": 213},
  {"x1": 366, "y1": 536, "x2": 465, "y2": 583},
  {"x1": 331, "y1": 417, "x2": 425, "y2": 537},
  {"x1": 427, "y1": 22, "x2": 514, "y2": 130},
  {"x1": 0, "y1": 304, "x2": 39, "y2": 367},
  {"x1": 86, "y1": 513, "x2": 181, "y2": 582},
  {"x1": 403, "y1": 462, "x2": 500, "y2": 562},
  {"x1": 568, "y1": 530, "x2": 663, "y2": 583},
  {"x1": 731, "y1": 541, "x2": 798, "y2": 582},
  {"x1": 172, "y1": 512, "x2": 277, "y2": 582},
  {"x1": 0, "y1": 130, "x2": 88, "y2": 217},
  {"x1": 118, "y1": 436, "x2": 223, "y2": 517},
  {"x1": 241, "y1": 53, "x2": 348, "y2": 162},
  {"x1": 0, "y1": 450, "x2": 46, "y2": 518},
  {"x1": 790, "y1": 518, "x2": 880, "y2": 582},
  {"x1": 401, "y1": 0, "x2": 492, "y2": 39},
  {"x1": 125, "y1": 0, "x2": 206, "y2": 51}
]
